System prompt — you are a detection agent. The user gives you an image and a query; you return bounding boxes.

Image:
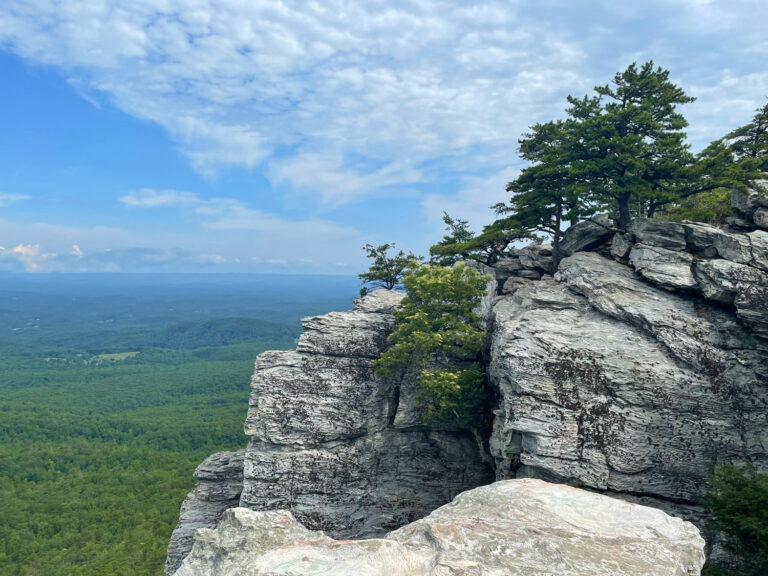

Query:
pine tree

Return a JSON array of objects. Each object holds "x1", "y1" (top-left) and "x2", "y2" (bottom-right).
[{"x1": 567, "y1": 61, "x2": 696, "y2": 228}]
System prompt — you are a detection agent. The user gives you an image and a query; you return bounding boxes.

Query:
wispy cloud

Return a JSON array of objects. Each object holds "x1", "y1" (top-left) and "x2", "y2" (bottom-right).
[
  {"x1": 0, "y1": 193, "x2": 30, "y2": 207},
  {"x1": 12, "y1": 0, "x2": 764, "y2": 202}
]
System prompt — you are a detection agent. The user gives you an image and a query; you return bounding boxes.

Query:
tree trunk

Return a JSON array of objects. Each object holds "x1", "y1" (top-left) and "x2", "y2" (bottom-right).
[{"x1": 618, "y1": 191, "x2": 632, "y2": 230}]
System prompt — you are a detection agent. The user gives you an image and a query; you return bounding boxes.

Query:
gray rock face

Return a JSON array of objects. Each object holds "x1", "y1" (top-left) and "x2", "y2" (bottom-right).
[
  {"x1": 239, "y1": 288, "x2": 493, "y2": 539},
  {"x1": 732, "y1": 180, "x2": 768, "y2": 228},
  {"x1": 489, "y1": 252, "x2": 768, "y2": 532},
  {"x1": 561, "y1": 215, "x2": 616, "y2": 256},
  {"x1": 175, "y1": 479, "x2": 706, "y2": 576},
  {"x1": 628, "y1": 243, "x2": 697, "y2": 290},
  {"x1": 629, "y1": 219, "x2": 687, "y2": 250},
  {"x1": 165, "y1": 450, "x2": 245, "y2": 576}
]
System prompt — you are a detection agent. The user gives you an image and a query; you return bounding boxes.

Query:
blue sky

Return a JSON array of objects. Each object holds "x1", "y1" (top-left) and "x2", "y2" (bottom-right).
[{"x1": 0, "y1": 0, "x2": 766, "y2": 273}]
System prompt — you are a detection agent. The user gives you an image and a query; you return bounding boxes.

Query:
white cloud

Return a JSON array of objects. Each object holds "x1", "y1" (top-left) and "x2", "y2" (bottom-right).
[
  {"x1": 0, "y1": 244, "x2": 57, "y2": 272},
  {"x1": 119, "y1": 188, "x2": 199, "y2": 207},
  {"x1": 71, "y1": 244, "x2": 84, "y2": 257},
  {"x1": 0, "y1": 193, "x2": 30, "y2": 207}
]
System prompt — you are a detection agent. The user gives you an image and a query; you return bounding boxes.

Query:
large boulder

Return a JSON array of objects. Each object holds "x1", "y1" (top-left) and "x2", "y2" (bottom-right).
[
  {"x1": 560, "y1": 215, "x2": 616, "y2": 256},
  {"x1": 628, "y1": 219, "x2": 687, "y2": 251},
  {"x1": 174, "y1": 479, "x2": 706, "y2": 576},
  {"x1": 628, "y1": 244, "x2": 697, "y2": 291},
  {"x1": 732, "y1": 180, "x2": 768, "y2": 228},
  {"x1": 168, "y1": 288, "x2": 494, "y2": 573}
]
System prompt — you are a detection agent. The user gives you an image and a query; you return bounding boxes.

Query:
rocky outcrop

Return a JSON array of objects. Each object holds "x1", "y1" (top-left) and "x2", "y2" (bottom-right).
[
  {"x1": 174, "y1": 479, "x2": 706, "y2": 576},
  {"x1": 168, "y1": 202, "x2": 768, "y2": 574},
  {"x1": 167, "y1": 289, "x2": 494, "y2": 572},
  {"x1": 732, "y1": 180, "x2": 768, "y2": 230},
  {"x1": 239, "y1": 288, "x2": 493, "y2": 540},
  {"x1": 488, "y1": 249, "x2": 768, "y2": 540},
  {"x1": 165, "y1": 450, "x2": 245, "y2": 576}
]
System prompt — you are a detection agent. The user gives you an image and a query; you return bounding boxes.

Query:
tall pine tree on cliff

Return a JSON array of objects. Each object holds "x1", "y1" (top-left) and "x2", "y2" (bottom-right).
[{"x1": 567, "y1": 61, "x2": 696, "y2": 229}]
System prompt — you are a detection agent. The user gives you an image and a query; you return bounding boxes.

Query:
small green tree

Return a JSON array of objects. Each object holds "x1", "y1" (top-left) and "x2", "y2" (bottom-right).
[
  {"x1": 705, "y1": 464, "x2": 768, "y2": 576},
  {"x1": 430, "y1": 212, "x2": 475, "y2": 266},
  {"x1": 503, "y1": 119, "x2": 595, "y2": 267},
  {"x1": 374, "y1": 263, "x2": 490, "y2": 427},
  {"x1": 723, "y1": 99, "x2": 768, "y2": 171},
  {"x1": 429, "y1": 217, "x2": 530, "y2": 266},
  {"x1": 358, "y1": 243, "x2": 421, "y2": 291}
]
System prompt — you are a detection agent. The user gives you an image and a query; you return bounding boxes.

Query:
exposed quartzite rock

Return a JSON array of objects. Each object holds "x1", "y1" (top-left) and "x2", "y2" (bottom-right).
[
  {"x1": 560, "y1": 214, "x2": 616, "y2": 256},
  {"x1": 164, "y1": 450, "x2": 245, "y2": 576},
  {"x1": 490, "y1": 254, "x2": 768, "y2": 525},
  {"x1": 629, "y1": 218, "x2": 687, "y2": 250},
  {"x1": 732, "y1": 180, "x2": 768, "y2": 222},
  {"x1": 747, "y1": 230, "x2": 768, "y2": 272},
  {"x1": 693, "y1": 259, "x2": 768, "y2": 338},
  {"x1": 755, "y1": 207, "x2": 768, "y2": 230},
  {"x1": 611, "y1": 232, "x2": 634, "y2": 260},
  {"x1": 239, "y1": 288, "x2": 493, "y2": 539},
  {"x1": 628, "y1": 244, "x2": 697, "y2": 290},
  {"x1": 174, "y1": 479, "x2": 706, "y2": 576}
]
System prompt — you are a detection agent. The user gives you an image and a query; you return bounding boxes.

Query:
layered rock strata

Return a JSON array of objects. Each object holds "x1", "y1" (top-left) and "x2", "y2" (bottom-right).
[
  {"x1": 488, "y1": 214, "x2": 768, "y2": 537},
  {"x1": 165, "y1": 450, "x2": 245, "y2": 576},
  {"x1": 175, "y1": 479, "x2": 706, "y2": 576}
]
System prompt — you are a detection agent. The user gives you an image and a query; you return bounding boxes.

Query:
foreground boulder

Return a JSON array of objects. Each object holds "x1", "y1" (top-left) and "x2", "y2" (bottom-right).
[{"x1": 174, "y1": 479, "x2": 705, "y2": 576}]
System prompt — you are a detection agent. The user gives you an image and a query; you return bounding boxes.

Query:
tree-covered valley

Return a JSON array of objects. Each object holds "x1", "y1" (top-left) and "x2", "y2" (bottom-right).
[{"x1": 0, "y1": 273, "x2": 358, "y2": 576}]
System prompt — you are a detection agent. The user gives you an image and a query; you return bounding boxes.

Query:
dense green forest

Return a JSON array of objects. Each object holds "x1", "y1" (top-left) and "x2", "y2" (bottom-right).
[{"x1": 0, "y1": 273, "x2": 357, "y2": 576}]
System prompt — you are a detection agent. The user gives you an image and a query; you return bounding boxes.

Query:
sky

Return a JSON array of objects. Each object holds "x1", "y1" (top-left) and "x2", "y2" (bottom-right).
[{"x1": 0, "y1": 0, "x2": 766, "y2": 273}]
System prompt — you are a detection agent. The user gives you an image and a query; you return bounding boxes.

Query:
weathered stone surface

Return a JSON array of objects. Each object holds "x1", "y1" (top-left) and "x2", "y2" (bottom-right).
[
  {"x1": 501, "y1": 276, "x2": 531, "y2": 295},
  {"x1": 748, "y1": 230, "x2": 768, "y2": 272},
  {"x1": 712, "y1": 230, "x2": 753, "y2": 265},
  {"x1": 165, "y1": 450, "x2": 245, "y2": 576},
  {"x1": 628, "y1": 244, "x2": 697, "y2": 290},
  {"x1": 239, "y1": 289, "x2": 492, "y2": 539},
  {"x1": 693, "y1": 259, "x2": 768, "y2": 337},
  {"x1": 491, "y1": 254, "x2": 768, "y2": 522},
  {"x1": 629, "y1": 219, "x2": 687, "y2": 251},
  {"x1": 175, "y1": 479, "x2": 706, "y2": 576},
  {"x1": 755, "y1": 207, "x2": 768, "y2": 230},
  {"x1": 561, "y1": 215, "x2": 615, "y2": 256},
  {"x1": 682, "y1": 222, "x2": 721, "y2": 257},
  {"x1": 732, "y1": 180, "x2": 768, "y2": 220},
  {"x1": 493, "y1": 257, "x2": 523, "y2": 275},
  {"x1": 519, "y1": 244, "x2": 555, "y2": 274},
  {"x1": 611, "y1": 232, "x2": 633, "y2": 260}
]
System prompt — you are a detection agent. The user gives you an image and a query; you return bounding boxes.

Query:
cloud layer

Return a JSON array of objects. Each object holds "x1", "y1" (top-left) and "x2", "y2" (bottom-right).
[
  {"x1": 4, "y1": 1, "x2": 764, "y2": 202},
  {"x1": 1, "y1": 1, "x2": 766, "y2": 272}
]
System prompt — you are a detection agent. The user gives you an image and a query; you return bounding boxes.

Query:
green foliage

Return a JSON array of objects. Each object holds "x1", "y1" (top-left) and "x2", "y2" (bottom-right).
[
  {"x1": 503, "y1": 119, "x2": 594, "y2": 265},
  {"x1": 723, "y1": 99, "x2": 768, "y2": 171},
  {"x1": 564, "y1": 61, "x2": 697, "y2": 228},
  {"x1": 0, "y1": 276, "x2": 357, "y2": 576},
  {"x1": 358, "y1": 243, "x2": 422, "y2": 290},
  {"x1": 704, "y1": 464, "x2": 768, "y2": 576},
  {"x1": 430, "y1": 212, "x2": 476, "y2": 266},
  {"x1": 660, "y1": 188, "x2": 734, "y2": 224},
  {"x1": 418, "y1": 364, "x2": 486, "y2": 427},
  {"x1": 429, "y1": 217, "x2": 530, "y2": 266},
  {"x1": 374, "y1": 263, "x2": 490, "y2": 427}
]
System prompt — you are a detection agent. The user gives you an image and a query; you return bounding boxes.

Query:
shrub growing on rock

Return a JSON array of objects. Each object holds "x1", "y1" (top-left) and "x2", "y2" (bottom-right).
[
  {"x1": 374, "y1": 263, "x2": 490, "y2": 428},
  {"x1": 704, "y1": 464, "x2": 768, "y2": 576}
]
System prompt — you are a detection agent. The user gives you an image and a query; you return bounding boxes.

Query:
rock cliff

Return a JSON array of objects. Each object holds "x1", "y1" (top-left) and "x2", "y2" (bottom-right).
[
  {"x1": 166, "y1": 289, "x2": 494, "y2": 574},
  {"x1": 174, "y1": 479, "x2": 705, "y2": 576},
  {"x1": 166, "y1": 185, "x2": 768, "y2": 574}
]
